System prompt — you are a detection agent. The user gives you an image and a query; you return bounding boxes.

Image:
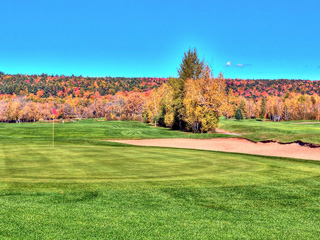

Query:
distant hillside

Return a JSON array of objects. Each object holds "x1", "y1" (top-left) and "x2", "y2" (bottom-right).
[
  {"x1": 0, "y1": 73, "x2": 319, "y2": 98},
  {"x1": 0, "y1": 74, "x2": 167, "y2": 98},
  {"x1": 226, "y1": 79, "x2": 320, "y2": 98}
]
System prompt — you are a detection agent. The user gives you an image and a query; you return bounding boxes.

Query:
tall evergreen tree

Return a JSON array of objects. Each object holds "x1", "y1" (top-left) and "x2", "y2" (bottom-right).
[
  {"x1": 169, "y1": 48, "x2": 204, "y2": 130},
  {"x1": 178, "y1": 48, "x2": 204, "y2": 81},
  {"x1": 260, "y1": 97, "x2": 266, "y2": 119},
  {"x1": 235, "y1": 108, "x2": 243, "y2": 120}
]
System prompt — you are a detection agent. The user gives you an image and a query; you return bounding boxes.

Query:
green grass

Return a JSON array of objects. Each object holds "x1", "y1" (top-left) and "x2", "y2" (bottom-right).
[
  {"x1": 0, "y1": 119, "x2": 230, "y2": 145},
  {"x1": 219, "y1": 118, "x2": 320, "y2": 144},
  {"x1": 1, "y1": 120, "x2": 320, "y2": 239}
]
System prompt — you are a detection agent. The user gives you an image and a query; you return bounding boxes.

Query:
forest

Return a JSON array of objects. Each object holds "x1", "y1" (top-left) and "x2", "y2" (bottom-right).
[
  {"x1": 0, "y1": 50, "x2": 319, "y2": 130},
  {"x1": 0, "y1": 72, "x2": 319, "y2": 98}
]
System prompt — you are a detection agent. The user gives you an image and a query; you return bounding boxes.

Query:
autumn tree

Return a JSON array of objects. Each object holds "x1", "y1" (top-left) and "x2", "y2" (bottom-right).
[
  {"x1": 183, "y1": 65, "x2": 225, "y2": 133},
  {"x1": 143, "y1": 83, "x2": 174, "y2": 127},
  {"x1": 122, "y1": 92, "x2": 144, "y2": 120},
  {"x1": 159, "y1": 84, "x2": 175, "y2": 127},
  {"x1": 221, "y1": 89, "x2": 236, "y2": 119},
  {"x1": 143, "y1": 89, "x2": 161, "y2": 126},
  {"x1": 169, "y1": 48, "x2": 204, "y2": 130},
  {"x1": 183, "y1": 78, "x2": 202, "y2": 132},
  {"x1": 245, "y1": 99, "x2": 257, "y2": 119}
]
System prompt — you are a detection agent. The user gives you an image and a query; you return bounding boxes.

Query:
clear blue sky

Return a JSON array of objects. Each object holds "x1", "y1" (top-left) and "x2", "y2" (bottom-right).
[{"x1": 0, "y1": 0, "x2": 319, "y2": 80}]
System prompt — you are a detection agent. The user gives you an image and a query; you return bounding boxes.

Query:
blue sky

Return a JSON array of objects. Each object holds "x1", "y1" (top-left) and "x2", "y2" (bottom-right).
[{"x1": 0, "y1": 0, "x2": 319, "y2": 80}]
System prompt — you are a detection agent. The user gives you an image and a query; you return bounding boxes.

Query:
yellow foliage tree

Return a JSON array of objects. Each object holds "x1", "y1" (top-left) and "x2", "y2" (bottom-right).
[
  {"x1": 183, "y1": 65, "x2": 226, "y2": 133},
  {"x1": 222, "y1": 89, "x2": 236, "y2": 119}
]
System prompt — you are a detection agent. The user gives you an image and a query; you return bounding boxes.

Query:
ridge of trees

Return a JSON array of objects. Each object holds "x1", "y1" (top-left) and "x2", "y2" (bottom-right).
[
  {"x1": 0, "y1": 51, "x2": 319, "y2": 125},
  {"x1": 0, "y1": 73, "x2": 319, "y2": 99}
]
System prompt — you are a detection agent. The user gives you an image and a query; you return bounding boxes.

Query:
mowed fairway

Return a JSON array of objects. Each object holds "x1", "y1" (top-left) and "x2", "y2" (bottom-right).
[
  {"x1": 1, "y1": 120, "x2": 320, "y2": 239},
  {"x1": 219, "y1": 118, "x2": 320, "y2": 144}
]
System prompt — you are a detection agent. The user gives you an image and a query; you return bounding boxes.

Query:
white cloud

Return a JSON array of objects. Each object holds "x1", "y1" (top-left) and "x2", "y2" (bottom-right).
[{"x1": 226, "y1": 61, "x2": 251, "y2": 68}]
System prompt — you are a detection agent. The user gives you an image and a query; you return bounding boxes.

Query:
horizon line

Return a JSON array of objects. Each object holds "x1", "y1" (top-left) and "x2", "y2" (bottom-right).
[{"x1": 0, "y1": 71, "x2": 318, "y2": 81}]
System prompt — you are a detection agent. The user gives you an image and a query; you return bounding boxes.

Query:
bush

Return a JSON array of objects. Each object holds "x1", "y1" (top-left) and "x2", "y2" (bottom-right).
[{"x1": 235, "y1": 108, "x2": 243, "y2": 120}]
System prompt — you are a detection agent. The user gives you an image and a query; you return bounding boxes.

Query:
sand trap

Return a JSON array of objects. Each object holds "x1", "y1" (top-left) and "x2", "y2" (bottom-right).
[
  {"x1": 292, "y1": 122, "x2": 320, "y2": 124},
  {"x1": 111, "y1": 138, "x2": 320, "y2": 161}
]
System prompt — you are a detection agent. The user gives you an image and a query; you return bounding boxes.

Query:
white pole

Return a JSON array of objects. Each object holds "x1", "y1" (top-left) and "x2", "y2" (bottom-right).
[{"x1": 53, "y1": 115, "x2": 54, "y2": 148}]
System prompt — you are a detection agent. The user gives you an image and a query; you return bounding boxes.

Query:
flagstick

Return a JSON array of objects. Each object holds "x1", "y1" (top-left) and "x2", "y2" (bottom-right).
[{"x1": 52, "y1": 115, "x2": 54, "y2": 148}]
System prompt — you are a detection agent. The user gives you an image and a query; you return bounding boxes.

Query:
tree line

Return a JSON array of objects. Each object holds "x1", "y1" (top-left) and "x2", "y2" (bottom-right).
[
  {"x1": 1, "y1": 89, "x2": 319, "y2": 124},
  {"x1": 221, "y1": 91, "x2": 320, "y2": 121},
  {"x1": 0, "y1": 72, "x2": 319, "y2": 99},
  {"x1": 0, "y1": 49, "x2": 319, "y2": 130}
]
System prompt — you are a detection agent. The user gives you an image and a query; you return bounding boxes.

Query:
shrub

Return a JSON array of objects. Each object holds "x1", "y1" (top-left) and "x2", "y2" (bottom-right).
[{"x1": 235, "y1": 108, "x2": 243, "y2": 120}]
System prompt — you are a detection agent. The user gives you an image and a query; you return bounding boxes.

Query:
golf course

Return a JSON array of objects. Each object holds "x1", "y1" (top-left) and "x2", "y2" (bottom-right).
[
  {"x1": 2, "y1": 0, "x2": 320, "y2": 238},
  {"x1": 1, "y1": 119, "x2": 320, "y2": 239}
]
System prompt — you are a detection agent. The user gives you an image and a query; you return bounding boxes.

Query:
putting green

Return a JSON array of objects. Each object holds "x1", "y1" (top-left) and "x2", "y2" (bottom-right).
[{"x1": 1, "y1": 120, "x2": 320, "y2": 239}]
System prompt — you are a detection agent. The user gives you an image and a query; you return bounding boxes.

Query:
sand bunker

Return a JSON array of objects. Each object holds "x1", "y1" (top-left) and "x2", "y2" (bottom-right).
[
  {"x1": 111, "y1": 138, "x2": 320, "y2": 161},
  {"x1": 292, "y1": 122, "x2": 320, "y2": 124}
]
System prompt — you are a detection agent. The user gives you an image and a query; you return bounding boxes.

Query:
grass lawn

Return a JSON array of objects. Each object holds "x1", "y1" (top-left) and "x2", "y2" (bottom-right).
[
  {"x1": 1, "y1": 120, "x2": 320, "y2": 239},
  {"x1": 0, "y1": 119, "x2": 230, "y2": 144},
  {"x1": 219, "y1": 118, "x2": 320, "y2": 144}
]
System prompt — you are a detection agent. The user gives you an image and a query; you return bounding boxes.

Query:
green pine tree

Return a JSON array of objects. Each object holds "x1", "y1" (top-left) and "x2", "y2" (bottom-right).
[
  {"x1": 260, "y1": 97, "x2": 266, "y2": 119},
  {"x1": 235, "y1": 108, "x2": 243, "y2": 120},
  {"x1": 169, "y1": 48, "x2": 204, "y2": 130}
]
